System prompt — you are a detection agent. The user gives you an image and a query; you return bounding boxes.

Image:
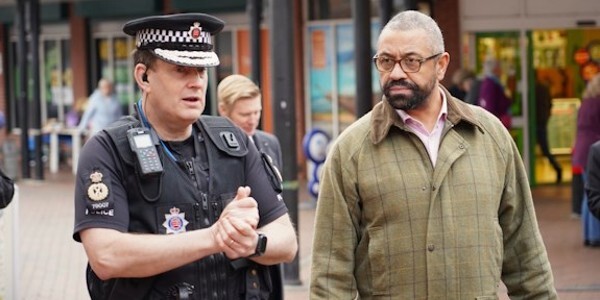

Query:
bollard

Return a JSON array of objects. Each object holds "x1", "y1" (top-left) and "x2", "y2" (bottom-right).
[{"x1": 2, "y1": 140, "x2": 19, "y2": 180}]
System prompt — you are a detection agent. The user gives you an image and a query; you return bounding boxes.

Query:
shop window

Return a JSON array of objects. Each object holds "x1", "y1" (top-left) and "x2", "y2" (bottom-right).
[
  {"x1": 214, "y1": 28, "x2": 274, "y2": 128},
  {"x1": 308, "y1": 0, "x2": 418, "y2": 20},
  {"x1": 41, "y1": 39, "x2": 73, "y2": 125},
  {"x1": 306, "y1": 21, "x2": 381, "y2": 139},
  {"x1": 9, "y1": 34, "x2": 72, "y2": 129},
  {"x1": 94, "y1": 36, "x2": 137, "y2": 114},
  {"x1": 215, "y1": 31, "x2": 234, "y2": 83}
]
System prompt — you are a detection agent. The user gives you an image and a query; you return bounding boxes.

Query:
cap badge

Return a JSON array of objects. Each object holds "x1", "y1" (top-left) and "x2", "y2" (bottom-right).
[
  {"x1": 87, "y1": 171, "x2": 109, "y2": 202},
  {"x1": 163, "y1": 206, "x2": 189, "y2": 234},
  {"x1": 189, "y1": 22, "x2": 203, "y2": 40}
]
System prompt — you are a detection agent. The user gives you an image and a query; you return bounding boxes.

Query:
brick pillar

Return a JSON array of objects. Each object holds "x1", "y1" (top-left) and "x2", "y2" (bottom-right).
[
  {"x1": 433, "y1": 0, "x2": 461, "y2": 87},
  {"x1": 69, "y1": 4, "x2": 90, "y2": 104}
]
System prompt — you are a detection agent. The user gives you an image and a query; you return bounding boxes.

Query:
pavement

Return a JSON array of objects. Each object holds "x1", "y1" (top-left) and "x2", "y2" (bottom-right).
[{"x1": 2, "y1": 166, "x2": 600, "y2": 299}]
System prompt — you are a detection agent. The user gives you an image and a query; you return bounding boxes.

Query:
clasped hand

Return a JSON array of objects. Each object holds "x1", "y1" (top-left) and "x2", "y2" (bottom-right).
[{"x1": 211, "y1": 186, "x2": 260, "y2": 259}]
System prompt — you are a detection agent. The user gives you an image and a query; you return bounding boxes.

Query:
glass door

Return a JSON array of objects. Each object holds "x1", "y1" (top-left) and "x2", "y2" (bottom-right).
[
  {"x1": 9, "y1": 31, "x2": 71, "y2": 129},
  {"x1": 94, "y1": 36, "x2": 137, "y2": 114}
]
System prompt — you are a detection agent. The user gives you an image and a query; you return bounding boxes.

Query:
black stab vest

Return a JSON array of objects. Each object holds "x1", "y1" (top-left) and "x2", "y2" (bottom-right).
[{"x1": 87, "y1": 115, "x2": 272, "y2": 300}]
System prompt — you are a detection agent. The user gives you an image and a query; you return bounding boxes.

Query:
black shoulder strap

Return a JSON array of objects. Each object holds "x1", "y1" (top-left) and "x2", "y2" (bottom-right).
[
  {"x1": 198, "y1": 116, "x2": 248, "y2": 157},
  {"x1": 103, "y1": 116, "x2": 141, "y2": 166},
  {"x1": 103, "y1": 116, "x2": 163, "y2": 202}
]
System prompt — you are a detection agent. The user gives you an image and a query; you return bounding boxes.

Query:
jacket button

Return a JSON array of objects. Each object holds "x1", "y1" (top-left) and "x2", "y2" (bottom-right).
[
  {"x1": 253, "y1": 282, "x2": 258, "y2": 288},
  {"x1": 459, "y1": 144, "x2": 465, "y2": 149},
  {"x1": 428, "y1": 244, "x2": 435, "y2": 251},
  {"x1": 251, "y1": 269, "x2": 257, "y2": 276}
]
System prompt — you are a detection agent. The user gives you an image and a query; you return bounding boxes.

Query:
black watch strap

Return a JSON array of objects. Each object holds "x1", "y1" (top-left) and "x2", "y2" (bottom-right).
[{"x1": 250, "y1": 233, "x2": 267, "y2": 257}]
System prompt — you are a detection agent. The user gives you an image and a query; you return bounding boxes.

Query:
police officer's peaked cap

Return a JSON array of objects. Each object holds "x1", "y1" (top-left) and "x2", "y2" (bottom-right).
[{"x1": 123, "y1": 13, "x2": 225, "y2": 68}]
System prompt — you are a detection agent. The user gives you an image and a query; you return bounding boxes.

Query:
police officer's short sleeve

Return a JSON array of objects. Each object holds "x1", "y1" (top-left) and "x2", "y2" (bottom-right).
[
  {"x1": 243, "y1": 142, "x2": 288, "y2": 228},
  {"x1": 73, "y1": 132, "x2": 131, "y2": 242}
]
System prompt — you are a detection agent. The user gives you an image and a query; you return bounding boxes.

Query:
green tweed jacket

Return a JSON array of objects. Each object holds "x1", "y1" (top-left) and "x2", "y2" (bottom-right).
[{"x1": 310, "y1": 86, "x2": 557, "y2": 299}]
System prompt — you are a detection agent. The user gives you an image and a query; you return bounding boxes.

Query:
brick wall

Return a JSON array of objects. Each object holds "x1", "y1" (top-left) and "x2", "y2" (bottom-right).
[
  {"x1": 434, "y1": 0, "x2": 461, "y2": 88},
  {"x1": 69, "y1": 4, "x2": 89, "y2": 105}
]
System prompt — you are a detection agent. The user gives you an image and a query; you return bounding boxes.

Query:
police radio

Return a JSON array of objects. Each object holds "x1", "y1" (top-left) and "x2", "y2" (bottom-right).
[{"x1": 127, "y1": 127, "x2": 163, "y2": 176}]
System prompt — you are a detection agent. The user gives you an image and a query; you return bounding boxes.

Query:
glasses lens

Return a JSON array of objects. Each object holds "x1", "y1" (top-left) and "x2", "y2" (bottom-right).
[
  {"x1": 401, "y1": 57, "x2": 420, "y2": 73},
  {"x1": 376, "y1": 56, "x2": 395, "y2": 72}
]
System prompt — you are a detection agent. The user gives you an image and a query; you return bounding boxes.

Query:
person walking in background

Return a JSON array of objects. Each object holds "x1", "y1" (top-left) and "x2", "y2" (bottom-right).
[
  {"x1": 77, "y1": 78, "x2": 123, "y2": 135},
  {"x1": 309, "y1": 10, "x2": 557, "y2": 299},
  {"x1": 586, "y1": 141, "x2": 600, "y2": 220},
  {"x1": 217, "y1": 74, "x2": 282, "y2": 170},
  {"x1": 464, "y1": 72, "x2": 483, "y2": 106},
  {"x1": 478, "y1": 56, "x2": 513, "y2": 128},
  {"x1": 72, "y1": 13, "x2": 297, "y2": 299},
  {"x1": 535, "y1": 75, "x2": 563, "y2": 184},
  {"x1": 572, "y1": 73, "x2": 600, "y2": 246},
  {"x1": 447, "y1": 68, "x2": 476, "y2": 102}
]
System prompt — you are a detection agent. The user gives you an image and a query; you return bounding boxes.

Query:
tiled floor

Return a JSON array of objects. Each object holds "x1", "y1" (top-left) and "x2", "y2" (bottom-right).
[{"x1": 2, "y1": 168, "x2": 600, "y2": 299}]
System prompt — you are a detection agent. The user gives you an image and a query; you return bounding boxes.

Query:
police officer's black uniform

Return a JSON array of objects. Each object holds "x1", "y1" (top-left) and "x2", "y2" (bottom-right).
[{"x1": 72, "y1": 13, "x2": 287, "y2": 300}]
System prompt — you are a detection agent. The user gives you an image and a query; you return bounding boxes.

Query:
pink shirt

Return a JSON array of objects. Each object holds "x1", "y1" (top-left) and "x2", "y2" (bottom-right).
[{"x1": 396, "y1": 87, "x2": 447, "y2": 167}]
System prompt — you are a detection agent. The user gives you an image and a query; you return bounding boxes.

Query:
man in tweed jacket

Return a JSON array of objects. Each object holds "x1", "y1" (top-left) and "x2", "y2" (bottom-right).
[{"x1": 309, "y1": 11, "x2": 557, "y2": 299}]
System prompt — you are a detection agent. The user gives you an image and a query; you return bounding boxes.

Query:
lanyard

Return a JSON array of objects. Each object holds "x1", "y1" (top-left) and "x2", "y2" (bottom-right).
[{"x1": 136, "y1": 99, "x2": 179, "y2": 162}]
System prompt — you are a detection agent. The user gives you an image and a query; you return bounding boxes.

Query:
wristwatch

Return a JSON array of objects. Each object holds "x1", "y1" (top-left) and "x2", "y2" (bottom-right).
[{"x1": 251, "y1": 233, "x2": 268, "y2": 257}]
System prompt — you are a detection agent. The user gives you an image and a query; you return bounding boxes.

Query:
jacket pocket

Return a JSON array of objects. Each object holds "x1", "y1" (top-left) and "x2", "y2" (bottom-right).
[{"x1": 367, "y1": 226, "x2": 390, "y2": 296}]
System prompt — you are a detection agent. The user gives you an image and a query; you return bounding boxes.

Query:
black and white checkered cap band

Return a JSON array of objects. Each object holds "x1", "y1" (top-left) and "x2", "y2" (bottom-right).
[
  {"x1": 136, "y1": 28, "x2": 212, "y2": 48},
  {"x1": 136, "y1": 28, "x2": 219, "y2": 67}
]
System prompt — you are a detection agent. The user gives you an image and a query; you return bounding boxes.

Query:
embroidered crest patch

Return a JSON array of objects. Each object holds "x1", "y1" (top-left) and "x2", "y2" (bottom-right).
[
  {"x1": 88, "y1": 171, "x2": 109, "y2": 201},
  {"x1": 188, "y1": 22, "x2": 203, "y2": 40},
  {"x1": 85, "y1": 170, "x2": 114, "y2": 217},
  {"x1": 163, "y1": 207, "x2": 189, "y2": 234}
]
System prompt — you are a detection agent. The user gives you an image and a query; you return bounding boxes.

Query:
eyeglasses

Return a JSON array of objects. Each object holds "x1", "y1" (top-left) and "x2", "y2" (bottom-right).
[{"x1": 372, "y1": 53, "x2": 442, "y2": 73}]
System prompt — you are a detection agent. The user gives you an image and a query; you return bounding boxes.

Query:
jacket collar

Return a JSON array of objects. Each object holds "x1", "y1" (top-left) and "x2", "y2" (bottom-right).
[{"x1": 370, "y1": 85, "x2": 483, "y2": 145}]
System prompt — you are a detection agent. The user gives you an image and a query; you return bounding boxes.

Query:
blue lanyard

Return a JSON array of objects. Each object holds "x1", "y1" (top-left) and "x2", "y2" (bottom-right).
[{"x1": 136, "y1": 99, "x2": 178, "y2": 162}]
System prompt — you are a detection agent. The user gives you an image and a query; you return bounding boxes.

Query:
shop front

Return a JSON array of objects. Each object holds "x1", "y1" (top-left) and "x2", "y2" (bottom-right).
[{"x1": 461, "y1": 0, "x2": 600, "y2": 185}]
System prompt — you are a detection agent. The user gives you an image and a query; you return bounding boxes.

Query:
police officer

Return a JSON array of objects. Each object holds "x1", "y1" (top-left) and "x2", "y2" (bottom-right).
[{"x1": 72, "y1": 13, "x2": 297, "y2": 300}]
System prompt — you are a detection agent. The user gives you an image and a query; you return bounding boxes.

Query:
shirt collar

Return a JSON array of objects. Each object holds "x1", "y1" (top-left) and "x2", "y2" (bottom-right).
[
  {"x1": 370, "y1": 84, "x2": 483, "y2": 145},
  {"x1": 395, "y1": 86, "x2": 448, "y2": 127}
]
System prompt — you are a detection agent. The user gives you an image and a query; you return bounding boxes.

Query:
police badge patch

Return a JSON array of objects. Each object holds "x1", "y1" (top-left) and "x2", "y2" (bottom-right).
[
  {"x1": 86, "y1": 170, "x2": 114, "y2": 216},
  {"x1": 88, "y1": 171, "x2": 109, "y2": 201},
  {"x1": 163, "y1": 207, "x2": 189, "y2": 234}
]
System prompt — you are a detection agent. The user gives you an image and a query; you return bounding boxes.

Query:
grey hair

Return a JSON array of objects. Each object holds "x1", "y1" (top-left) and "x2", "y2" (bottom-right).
[
  {"x1": 381, "y1": 10, "x2": 445, "y2": 54},
  {"x1": 583, "y1": 73, "x2": 600, "y2": 99},
  {"x1": 482, "y1": 56, "x2": 499, "y2": 77},
  {"x1": 97, "y1": 78, "x2": 112, "y2": 88}
]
